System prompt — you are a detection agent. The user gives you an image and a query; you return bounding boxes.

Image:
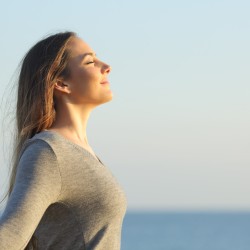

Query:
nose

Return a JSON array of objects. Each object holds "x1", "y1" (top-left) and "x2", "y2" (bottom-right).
[{"x1": 102, "y1": 62, "x2": 112, "y2": 74}]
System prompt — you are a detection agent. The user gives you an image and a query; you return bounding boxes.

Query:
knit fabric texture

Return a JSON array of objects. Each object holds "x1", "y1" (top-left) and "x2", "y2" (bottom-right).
[{"x1": 0, "y1": 130, "x2": 127, "y2": 249}]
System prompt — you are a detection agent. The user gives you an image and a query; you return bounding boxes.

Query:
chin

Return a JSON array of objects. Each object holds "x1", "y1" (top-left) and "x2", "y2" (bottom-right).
[
  {"x1": 103, "y1": 95, "x2": 113, "y2": 103},
  {"x1": 95, "y1": 95, "x2": 113, "y2": 107}
]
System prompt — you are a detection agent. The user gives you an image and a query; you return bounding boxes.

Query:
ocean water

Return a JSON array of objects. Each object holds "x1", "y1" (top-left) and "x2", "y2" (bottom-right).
[{"x1": 121, "y1": 211, "x2": 250, "y2": 250}]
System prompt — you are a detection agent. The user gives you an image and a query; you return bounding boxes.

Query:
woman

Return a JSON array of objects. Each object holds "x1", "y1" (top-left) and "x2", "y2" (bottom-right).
[{"x1": 0, "y1": 31, "x2": 127, "y2": 250}]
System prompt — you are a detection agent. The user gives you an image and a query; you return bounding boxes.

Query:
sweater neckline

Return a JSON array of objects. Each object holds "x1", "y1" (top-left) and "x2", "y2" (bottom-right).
[{"x1": 40, "y1": 130, "x2": 105, "y2": 167}]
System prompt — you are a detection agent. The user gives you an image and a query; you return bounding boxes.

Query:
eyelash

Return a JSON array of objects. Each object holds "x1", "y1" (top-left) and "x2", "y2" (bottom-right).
[{"x1": 86, "y1": 61, "x2": 94, "y2": 65}]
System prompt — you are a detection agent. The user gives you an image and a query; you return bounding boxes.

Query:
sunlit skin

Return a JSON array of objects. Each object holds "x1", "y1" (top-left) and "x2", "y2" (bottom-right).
[{"x1": 47, "y1": 37, "x2": 112, "y2": 158}]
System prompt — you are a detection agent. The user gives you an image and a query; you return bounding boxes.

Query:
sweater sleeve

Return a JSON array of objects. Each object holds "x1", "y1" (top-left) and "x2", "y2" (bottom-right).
[{"x1": 0, "y1": 139, "x2": 62, "y2": 250}]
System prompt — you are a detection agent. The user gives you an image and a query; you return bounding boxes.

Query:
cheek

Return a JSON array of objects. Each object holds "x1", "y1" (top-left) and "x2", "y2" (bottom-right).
[
  {"x1": 72, "y1": 67, "x2": 100, "y2": 84},
  {"x1": 70, "y1": 67, "x2": 87, "y2": 82},
  {"x1": 70, "y1": 68, "x2": 101, "y2": 96},
  {"x1": 84, "y1": 67, "x2": 101, "y2": 83}
]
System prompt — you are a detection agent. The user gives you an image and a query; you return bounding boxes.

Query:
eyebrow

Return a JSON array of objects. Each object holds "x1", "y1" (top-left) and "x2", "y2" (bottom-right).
[{"x1": 80, "y1": 52, "x2": 97, "y2": 61}]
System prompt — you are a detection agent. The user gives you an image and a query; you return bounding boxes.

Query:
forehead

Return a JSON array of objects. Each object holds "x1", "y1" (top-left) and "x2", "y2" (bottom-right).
[{"x1": 67, "y1": 37, "x2": 94, "y2": 57}]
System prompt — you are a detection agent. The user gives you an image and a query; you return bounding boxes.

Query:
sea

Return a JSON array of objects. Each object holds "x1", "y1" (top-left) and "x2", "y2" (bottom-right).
[{"x1": 121, "y1": 211, "x2": 250, "y2": 250}]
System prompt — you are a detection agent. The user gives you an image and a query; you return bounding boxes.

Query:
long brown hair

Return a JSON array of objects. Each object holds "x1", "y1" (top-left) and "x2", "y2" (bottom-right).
[{"x1": 1, "y1": 31, "x2": 76, "y2": 206}]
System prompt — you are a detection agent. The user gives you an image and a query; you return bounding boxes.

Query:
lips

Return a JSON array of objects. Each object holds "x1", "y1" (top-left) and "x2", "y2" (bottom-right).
[{"x1": 100, "y1": 80, "x2": 109, "y2": 84}]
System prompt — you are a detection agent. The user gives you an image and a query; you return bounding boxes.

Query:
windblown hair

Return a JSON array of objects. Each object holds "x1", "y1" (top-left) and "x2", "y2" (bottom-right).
[{"x1": 1, "y1": 31, "x2": 76, "y2": 206}]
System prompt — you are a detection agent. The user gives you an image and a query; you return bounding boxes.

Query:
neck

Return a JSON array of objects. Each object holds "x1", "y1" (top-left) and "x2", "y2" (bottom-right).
[{"x1": 49, "y1": 103, "x2": 95, "y2": 146}]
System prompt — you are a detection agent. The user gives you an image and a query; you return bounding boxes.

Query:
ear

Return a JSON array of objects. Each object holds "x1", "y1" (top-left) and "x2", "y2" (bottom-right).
[{"x1": 54, "y1": 79, "x2": 71, "y2": 94}]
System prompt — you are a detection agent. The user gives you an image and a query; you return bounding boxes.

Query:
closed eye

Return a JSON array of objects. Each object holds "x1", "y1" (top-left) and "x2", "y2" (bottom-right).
[{"x1": 86, "y1": 61, "x2": 94, "y2": 65}]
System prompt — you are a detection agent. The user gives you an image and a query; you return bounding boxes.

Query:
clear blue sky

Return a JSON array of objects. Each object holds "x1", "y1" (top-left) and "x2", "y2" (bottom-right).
[{"x1": 0, "y1": 0, "x2": 249, "y2": 211}]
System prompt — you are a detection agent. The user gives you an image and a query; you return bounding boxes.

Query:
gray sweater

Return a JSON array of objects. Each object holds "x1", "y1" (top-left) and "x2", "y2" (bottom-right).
[{"x1": 0, "y1": 131, "x2": 127, "y2": 249}]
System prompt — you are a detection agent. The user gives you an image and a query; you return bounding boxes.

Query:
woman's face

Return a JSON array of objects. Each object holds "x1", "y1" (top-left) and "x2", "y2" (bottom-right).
[{"x1": 61, "y1": 37, "x2": 112, "y2": 106}]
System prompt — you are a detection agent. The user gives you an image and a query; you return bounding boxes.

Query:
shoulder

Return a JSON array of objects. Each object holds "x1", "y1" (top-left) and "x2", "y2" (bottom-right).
[
  {"x1": 17, "y1": 134, "x2": 61, "y2": 183},
  {"x1": 20, "y1": 138, "x2": 55, "y2": 160},
  {"x1": 18, "y1": 131, "x2": 62, "y2": 170},
  {"x1": 20, "y1": 131, "x2": 60, "y2": 159}
]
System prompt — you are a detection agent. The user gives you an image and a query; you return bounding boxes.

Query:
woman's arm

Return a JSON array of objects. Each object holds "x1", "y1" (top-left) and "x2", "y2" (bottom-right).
[{"x1": 0, "y1": 139, "x2": 62, "y2": 250}]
